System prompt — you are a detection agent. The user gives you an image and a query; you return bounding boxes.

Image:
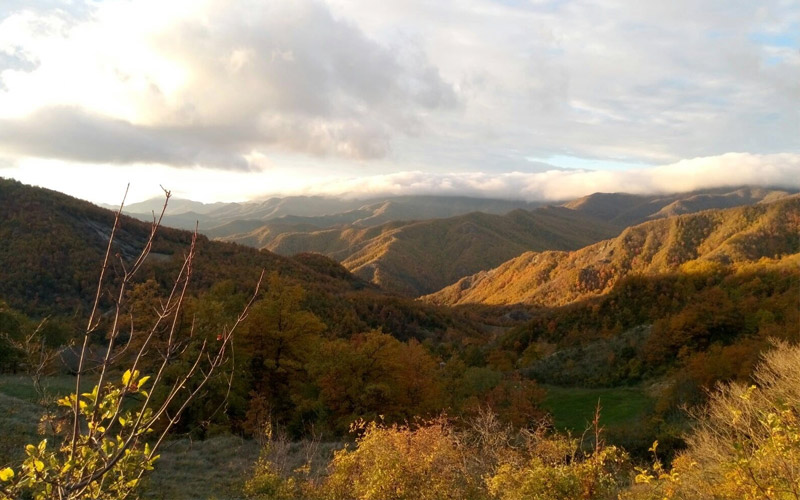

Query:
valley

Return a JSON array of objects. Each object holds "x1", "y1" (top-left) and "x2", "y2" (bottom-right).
[{"x1": 1, "y1": 179, "x2": 798, "y2": 499}]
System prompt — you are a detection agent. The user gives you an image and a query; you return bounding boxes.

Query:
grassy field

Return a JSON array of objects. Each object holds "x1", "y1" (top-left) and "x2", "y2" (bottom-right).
[{"x1": 542, "y1": 385, "x2": 652, "y2": 434}]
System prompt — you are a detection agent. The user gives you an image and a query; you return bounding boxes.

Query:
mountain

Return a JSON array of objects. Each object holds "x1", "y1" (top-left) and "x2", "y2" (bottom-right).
[
  {"x1": 102, "y1": 197, "x2": 230, "y2": 215},
  {"x1": 249, "y1": 207, "x2": 620, "y2": 296},
  {"x1": 425, "y1": 196, "x2": 800, "y2": 306},
  {"x1": 216, "y1": 187, "x2": 794, "y2": 297},
  {"x1": 0, "y1": 179, "x2": 369, "y2": 317},
  {"x1": 561, "y1": 186, "x2": 795, "y2": 227},
  {"x1": 118, "y1": 186, "x2": 795, "y2": 236},
  {"x1": 120, "y1": 195, "x2": 545, "y2": 232},
  {"x1": 0, "y1": 178, "x2": 480, "y2": 343}
]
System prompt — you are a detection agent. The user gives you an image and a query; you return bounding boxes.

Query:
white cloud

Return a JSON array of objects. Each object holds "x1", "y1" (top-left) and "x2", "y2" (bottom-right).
[
  {"x1": 3, "y1": 153, "x2": 797, "y2": 205},
  {"x1": 296, "y1": 153, "x2": 800, "y2": 200}
]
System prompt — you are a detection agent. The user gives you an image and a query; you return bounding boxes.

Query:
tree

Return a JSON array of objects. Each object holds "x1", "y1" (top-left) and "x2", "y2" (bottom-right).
[
  {"x1": 0, "y1": 188, "x2": 263, "y2": 500},
  {"x1": 240, "y1": 274, "x2": 326, "y2": 430}
]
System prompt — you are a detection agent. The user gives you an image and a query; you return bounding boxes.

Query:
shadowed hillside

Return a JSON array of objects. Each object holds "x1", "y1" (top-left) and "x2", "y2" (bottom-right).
[
  {"x1": 0, "y1": 179, "x2": 367, "y2": 316},
  {"x1": 258, "y1": 207, "x2": 619, "y2": 296}
]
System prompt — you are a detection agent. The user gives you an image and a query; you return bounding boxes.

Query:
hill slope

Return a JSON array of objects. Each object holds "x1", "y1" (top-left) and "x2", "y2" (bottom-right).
[
  {"x1": 255, "y1": 207, "x2": 620, "y2": 296},
  {"x1": 425, "y1": 197, "x2": 800, "y2": 306},
  {"x1": 215, "y1": 187, "x2": 795, "y2": 297},
  {"x1": 0, "y1": 179, "x2": 376, "y2": 317},
  {"x1": 562, "y1": 186, "x2": 794, "y2": 227}
]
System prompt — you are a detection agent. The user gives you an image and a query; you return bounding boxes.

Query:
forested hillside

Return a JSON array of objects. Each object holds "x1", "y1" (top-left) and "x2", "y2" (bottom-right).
[
  {"x1": 426, "y1": 196, "x2": 800, "y2": 306},
  {"x1": 0, "y1": 178, "x2": 480, "y2": 341},
  {"x1": 257, "y1": 206, "x2": 619, "y2": 295},
  {"x1": 215, "y1": 186, "x2": 795, "y2": 297}
]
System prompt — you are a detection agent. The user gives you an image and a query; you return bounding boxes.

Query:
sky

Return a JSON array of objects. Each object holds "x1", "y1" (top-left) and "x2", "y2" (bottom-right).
[{"x1": 0, "y1": 0, "x2": 798, "y2": 204}]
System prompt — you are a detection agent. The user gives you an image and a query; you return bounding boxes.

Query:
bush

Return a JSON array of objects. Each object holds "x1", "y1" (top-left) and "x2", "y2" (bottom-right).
[
  {"x1": 624, "y1": 340, "x2": 800, "y2": 500},
  {"x1": 318, "y1": 418, "x2": 481, "y2": 500}
]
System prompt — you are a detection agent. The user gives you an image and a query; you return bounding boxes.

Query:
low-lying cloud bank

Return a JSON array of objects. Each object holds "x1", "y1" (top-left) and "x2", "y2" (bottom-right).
[{"x1": 293, "y1": 153, "x2": 800, "y2": 201}]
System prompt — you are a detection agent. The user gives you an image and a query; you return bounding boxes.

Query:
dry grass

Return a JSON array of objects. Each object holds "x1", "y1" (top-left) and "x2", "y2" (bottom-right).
[
  {"x1": 144, "y1": 434, "x2": 343, "y2": 500},
  {"x1": 143, "y1": 435, "x2": 261, "y2": 500}
]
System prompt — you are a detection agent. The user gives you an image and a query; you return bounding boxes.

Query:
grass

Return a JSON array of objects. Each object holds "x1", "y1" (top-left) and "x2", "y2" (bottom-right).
[
  {"x1": 0, "y1": 374, "x2": 89, "y2": 403},
  {"x1": 543, "y1": 385, "x2": 652, "y2": 434},
  {"x1": 0, "y1": 391, "x2": 41, "y2": 466},
  {"x1": 143, "y1": 435, "x2": 261, "y2": 500},
  {"x1": 0, "y1": 374, "x2": 95, "y2": 466}
]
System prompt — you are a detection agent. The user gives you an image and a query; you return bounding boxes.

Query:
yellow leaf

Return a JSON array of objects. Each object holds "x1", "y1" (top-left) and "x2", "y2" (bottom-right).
[
  {"x1": 122, "y1": 369, "x2": 132, "y2": 386},
  {"x1": 137, "y1": 375, "x2": 151, "y2": 388},
  {"x1": 0, "y1": 467, "x2": 14, "y2": 481},
  {"x1": 34, "y1": 460, "x2": 44, "y2": 472},
  {"x1": 119, "y1": 417, "x2": 127, "y2": 426}
]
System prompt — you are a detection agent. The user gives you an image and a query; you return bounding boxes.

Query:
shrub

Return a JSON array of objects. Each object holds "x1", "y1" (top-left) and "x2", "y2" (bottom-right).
[
  {"x1": 624, "y1": 340, "x2": 800, "y2": 500},
  {"x1": 318, "y1": 418, "x2": 481, "y2": 500}
]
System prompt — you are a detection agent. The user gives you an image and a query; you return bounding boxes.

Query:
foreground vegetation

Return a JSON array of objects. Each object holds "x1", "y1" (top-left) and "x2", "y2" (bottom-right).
[
  {"x1": 241, "y1": 341, "x2": 800, "y2": 500},
  {"x1": 4, "y1": 340, "x2": 800, "y2": 500}
]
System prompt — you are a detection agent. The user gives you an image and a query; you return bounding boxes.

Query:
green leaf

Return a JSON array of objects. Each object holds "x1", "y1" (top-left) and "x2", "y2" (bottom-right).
[{"x1": 0, "y1": 467, "x2": 14, "y2": 481}]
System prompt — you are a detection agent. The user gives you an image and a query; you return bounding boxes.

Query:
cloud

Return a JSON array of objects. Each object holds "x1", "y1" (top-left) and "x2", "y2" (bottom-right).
[
  {"x1": 0, "y1": 106, "x2": 251, "y2": 168},
  {"x1": 328, "y1": 0, "x2": 800, "y2": 162},
  {"x1": 0, "y1": 0, "x2": 797, "y2": 182},
  {"x1": 297, "y1": 153, "x2": 800, "y2": 200},
  {"x1": 0, "y1": 0, "x2": 456, "y2": 166}
]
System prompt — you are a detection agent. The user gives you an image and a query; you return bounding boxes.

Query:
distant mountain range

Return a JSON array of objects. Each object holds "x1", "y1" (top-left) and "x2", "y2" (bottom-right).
[
  {"x1": 425, "y1": 194, "x2": 800, "y2": 306},
  {"x1": 109, "y1": 195, "x2": 546, "y2": 231},
  {"x1": 105, "y1": 187, "x2": 798, "y2": 297}
]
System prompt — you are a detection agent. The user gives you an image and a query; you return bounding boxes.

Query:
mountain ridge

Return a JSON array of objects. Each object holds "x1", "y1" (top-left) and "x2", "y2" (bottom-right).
[{"x1": 425, "y1": 196, "x2": 800, "y2": 306}]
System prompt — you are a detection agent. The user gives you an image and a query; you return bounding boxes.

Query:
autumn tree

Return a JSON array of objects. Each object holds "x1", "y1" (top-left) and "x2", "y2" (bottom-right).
[{"x1": 240, "y1": 273, "x2": 326, "y2": 431}]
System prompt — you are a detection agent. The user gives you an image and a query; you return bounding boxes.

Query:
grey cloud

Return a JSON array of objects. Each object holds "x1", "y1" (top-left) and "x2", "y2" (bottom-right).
[
  {"x1": 2, "y1": 0, "x2": 797, "y2": 174},
  {"x1": 150, "y1": 0, "x2": 457, "y2": 160},
  {"x1": 0, "y1": 106, "x2": 251, "y2": 168},
  {"x1": 343, "y1": 0, "x2": 798, "y2": 164},
  {"x1": 1, "y1": 0, "x2": 457, "y2": 166}
]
